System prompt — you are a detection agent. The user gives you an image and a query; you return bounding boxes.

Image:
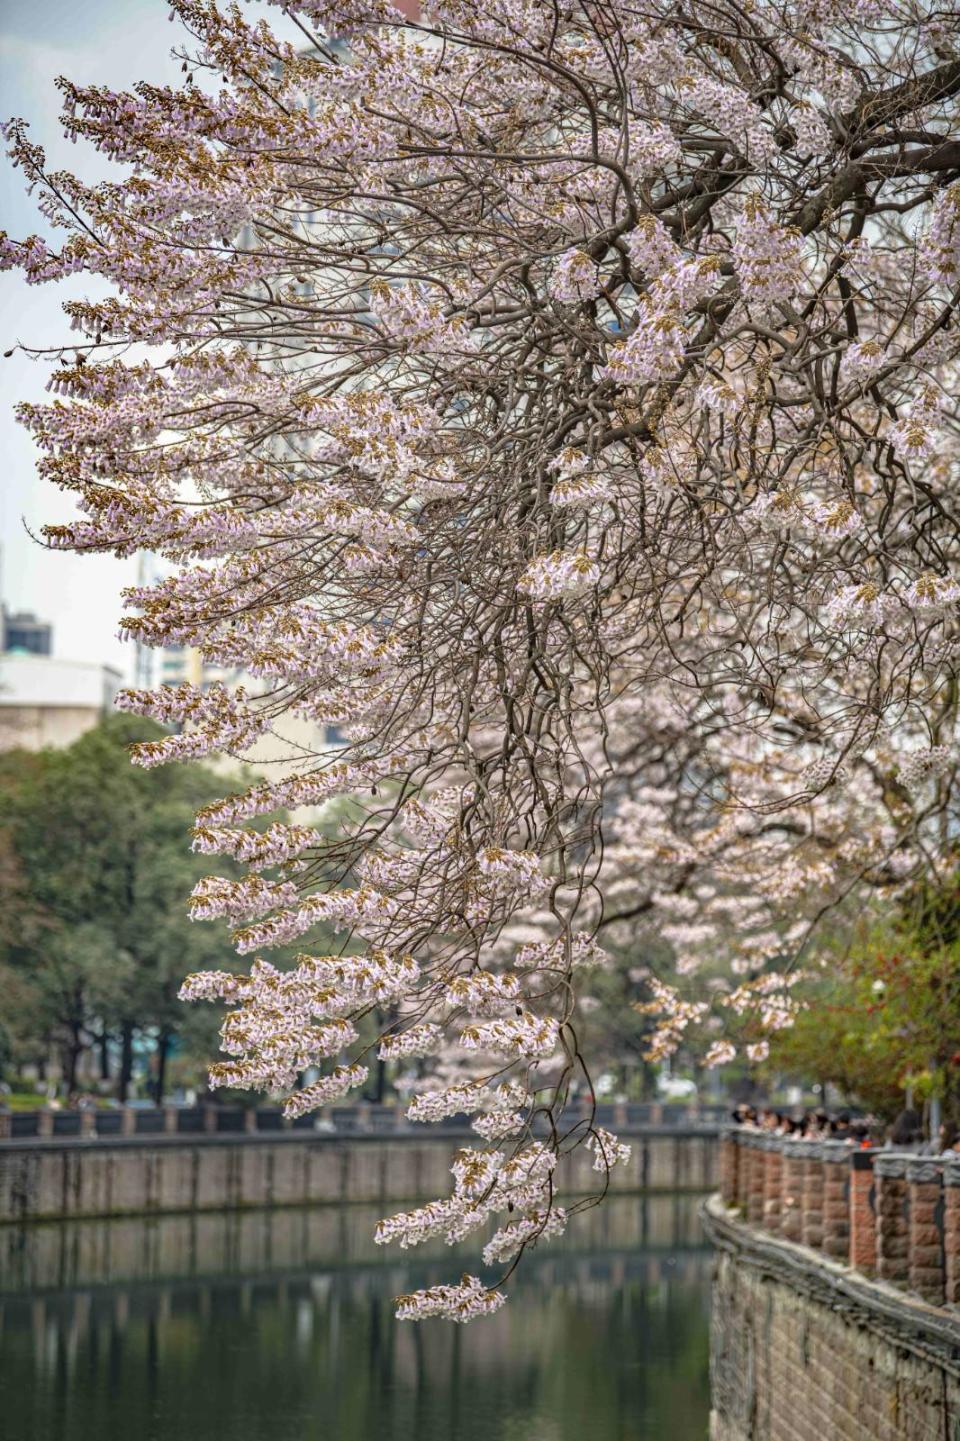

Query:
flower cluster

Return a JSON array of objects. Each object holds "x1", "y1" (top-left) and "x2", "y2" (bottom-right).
[
  {"x1": 517, "y1": 550, "x2": 600, "y2": 601},
  {"x1": 897, "y1": 746, "x2": 953, "y2": 792},
  {"x1": 378, "y1": 1024, "x2": 445, "y2": 1060},
  {"x1": 460, "y1": 1011, "x2": 559, "y2": 1059},
  {"x1": 514, "y1": 932, "x2": 607, "y2": 972},
  {"x1": 549, "y1": 249, "x2": 601, "y2": 303},
  {"x1": 921, "y1": 183, "x2": 960, "y2": 286},
  {"x1": 394, "y1": 1277, "x2": 506, "y2": 1324},
  {"x1": 587, "y1": 1128, "x2": 633, "y2": 1173},
  {"x1": 731, "y1": 199, "x2": 805, "y2": 308},
  {"x1": 547, "y1": 449, "x2": 612, "y2": 510}
]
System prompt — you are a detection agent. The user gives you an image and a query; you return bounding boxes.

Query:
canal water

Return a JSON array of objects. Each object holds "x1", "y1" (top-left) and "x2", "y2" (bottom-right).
[{"x1": 0, "y1": 1194, "x2": 711, "y2": 1441}]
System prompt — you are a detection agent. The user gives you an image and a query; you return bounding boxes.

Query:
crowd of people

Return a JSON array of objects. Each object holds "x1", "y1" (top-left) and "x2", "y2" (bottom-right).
[{"x1": 731, "y1": 1103, "x2": 960, "y2": 1157}]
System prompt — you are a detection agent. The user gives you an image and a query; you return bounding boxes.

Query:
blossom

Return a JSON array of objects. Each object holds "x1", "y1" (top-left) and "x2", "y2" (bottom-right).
[
  {"x1": 624, "y1": 214, "x2": 681, "y2": 278},
  {"x1": 369, "y1": 279, "x2": 478, "y2": 354},
  {"x1": 823, "y1": 582, "x2": 895, "y2": 631},
  {"x1": 897, "y1": 746, "x2": 953, "y2": 792},
  {"x1": 394, "y1": 1277, "x2": 506, "y2": 1323},
  {"x1": 514, "y1": 933, "x2": 607, "y2": 971},
  {"x1": 460, "y1": 1011, "x2": 559, "y2": 1059},
  {"x1": 841, "y1": 338, "x2": 886, "y2": 383},
  {"x1": 407, "y1": 1084, "x2": 493, "y2": 1124},
  {"x1": 801, "y1": 754, "x2": 849, "y2": 791},
  {"x1": 697, "y1": 377, "x2": 739, "y2": 414},
  {"x1": 811, "y1": 499, "x2": 862, "y2": 541},
  {"x1": 282, "y1": 1064, "x2": 369, "y2": 1117},
  {"x1": 517, "y1": 550, "x2": 600, "y2": 602},
  {"x1": 731, "y1": 198, "x2": 805, "y2": 307},
  {"x1": 791, "y1": 101, "x2": 831, "y2": 155},
  {"x1": 549, "y1": 249, "x2": 601, "y2": 303},
  {"x1": 601, "y1": 304, "x2": 686, "y2": 385},
  {"x1": 378, "y1": 1023, "x2": 445, "y2": 1060},
  {"x1": 444, "y1": 970, "x2": 522, "y2": 1014},
  {"x1": 451, "y1": 1147, "x2": 504, "y2": 1198},
  {"x1": 890, "y1": 389, "x2": 943, "y2": 463},
  {"x1": 471, "y1": 1110, "x2": 525, "y2": 1140},
  {"x1": 547, "y1": 449, "x2": 612, "y2": 510},
  {"x1": 901, "y1": 573, "x2": 960, "y2": 617},
  {"x1": 587, "y1": 1128, "x2": 632, "y2": 1172},
  {"x1": 375, "y1": 1198, "x2": 472, "y2": 1249},
  {"x1": 704, "y1": 1041, "x2": 737, "y2": 1068},
  {"x1": 482, "y1": 1207, "x2": 567, "y2": 1265},
  {"x1": 920, "y1": 182, "x2": 960, "y2": 286},
  {"x1": 116, "y1": 682, "x2": 268, "y2": 767},
  {"x1": 191, "y1": 821, "x2": 320, "y2": 871}
]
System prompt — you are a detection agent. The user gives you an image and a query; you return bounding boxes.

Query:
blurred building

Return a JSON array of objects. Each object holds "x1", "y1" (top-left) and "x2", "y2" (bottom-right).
[
  {"x1": 0, "y1": 652, "x2": 123, "y2": 751},
  {"x1": 2, "y1": 607, "x2": 52, "y2": 656}
]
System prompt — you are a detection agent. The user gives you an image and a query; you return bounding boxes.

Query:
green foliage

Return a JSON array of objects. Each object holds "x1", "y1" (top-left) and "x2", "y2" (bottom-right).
[
  {"x1": 766, "y1": 885, "x2": 960, "y2": 1121},
  {"x1": 0, "y1": 715, "x2": 248, "y2": 1098}
]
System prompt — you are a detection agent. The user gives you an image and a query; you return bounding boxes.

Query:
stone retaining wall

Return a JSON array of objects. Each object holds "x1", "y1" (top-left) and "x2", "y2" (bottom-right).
[
  {"x1": 704, "y1": 1196, "x2": 960, "y2": 1441},
  {"x1": 0, "y1": 1127, "x2": 717, "y2": 1222}
]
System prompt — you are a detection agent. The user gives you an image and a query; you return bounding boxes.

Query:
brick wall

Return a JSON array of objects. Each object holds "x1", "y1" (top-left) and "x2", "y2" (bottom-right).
[
  {"x1": 706, "y1": 1198, "x2": 960, "y2": 1441},
  {"x1": 848, "y1": 1151, "x2": 876, "y2": 1275},
  {"x1": 820, "y1": 1140, "x2": 850, "y2": 1260},
  {"x1": 946, "y1": 1159, "x2": 960, "y2": 1305},
  {"x1": 875, "y1": 1152, "x2": 911, "y2": 1286},
  {"x1": 723, "y1": 1129, "x2": 959, "y2": 1312}
]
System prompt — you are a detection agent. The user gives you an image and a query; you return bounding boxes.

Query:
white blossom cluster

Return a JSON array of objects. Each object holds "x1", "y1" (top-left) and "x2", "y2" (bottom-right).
[{"x1": 517, "y1": 550, "x2": 601, "y2": 601}]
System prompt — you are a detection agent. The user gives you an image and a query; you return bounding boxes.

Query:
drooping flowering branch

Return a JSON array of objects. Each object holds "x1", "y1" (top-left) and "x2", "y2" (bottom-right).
[{"x1": 5, "y1": 0, "x2": 960, "y2": 1318}]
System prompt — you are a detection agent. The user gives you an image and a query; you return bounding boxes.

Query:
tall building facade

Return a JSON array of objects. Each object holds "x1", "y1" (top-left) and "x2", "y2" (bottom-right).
[{"x1": 2, "y1": 607, "x2": 52, "y2": 656}]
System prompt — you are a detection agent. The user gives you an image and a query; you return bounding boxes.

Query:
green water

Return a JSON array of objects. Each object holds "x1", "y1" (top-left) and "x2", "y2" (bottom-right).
[{"x1": 0, "y1": 1194, "x2": 711, "y2": 1441}]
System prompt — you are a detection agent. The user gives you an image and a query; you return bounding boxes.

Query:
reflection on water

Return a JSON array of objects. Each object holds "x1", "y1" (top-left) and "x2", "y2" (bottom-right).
[{"x1": 0, "y1": 1195, "x2": 711, "y2": 1441}]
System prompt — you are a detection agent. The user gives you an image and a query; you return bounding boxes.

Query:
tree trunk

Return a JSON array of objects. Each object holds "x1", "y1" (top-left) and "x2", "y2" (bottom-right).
[
  {"x1": 154, "y1": 1031, "x2": 172, "y2": 1105},
  {"x1": 99, "y1": 1031, "x2": 111, "y2": 1083},
  {"x1": 369, "y1": 1008, "x2": 388, "y2": 1102},
  {"x1": 118, "y1": 1020, "x2": 134, "y2": 1103},
  {"x1": 64, "y1": 1022, "x2": 83, "y2": 1099}
]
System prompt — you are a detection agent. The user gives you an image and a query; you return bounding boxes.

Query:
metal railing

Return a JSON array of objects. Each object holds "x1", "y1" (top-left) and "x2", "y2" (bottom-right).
[{"x1": 0, "y1": 1099, "x2": 727, "y2": 1142}]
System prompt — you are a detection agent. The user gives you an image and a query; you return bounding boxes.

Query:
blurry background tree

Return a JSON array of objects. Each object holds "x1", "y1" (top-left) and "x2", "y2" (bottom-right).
[
  {"x1": 763, "y1": 872, "x2": 960, "y2": 1123},
  {"x1": 0, "y1": 713, "x2": 252, "y2": 1102}
]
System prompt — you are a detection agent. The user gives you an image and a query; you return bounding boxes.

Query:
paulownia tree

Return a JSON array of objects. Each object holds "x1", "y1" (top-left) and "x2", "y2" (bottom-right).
[{"x1": 4, "y1": 0, "x2": 960, "y2": 1319}]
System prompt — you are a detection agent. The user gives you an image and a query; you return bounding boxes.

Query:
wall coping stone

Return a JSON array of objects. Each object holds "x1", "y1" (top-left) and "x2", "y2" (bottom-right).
[
  {"x1": 704, "y1": 1194, "x2": 960, "y2": 1374},
  {"x1": 821, "y1": 1139, "x2": 853, "y2": 1164},
  {"x1": 906, "y1": 1157, "x2": 943, "y2": 1185},
  {"x1": 0, "y1": 1122, "x2": 719, "y2": 1155},
  {"x1": 943, "y1": 1157, "x2": 960, "y2": 1188},
  {"x1": 782, "y1": 1138, "x2": 809, "y2": 1159},
  {"x1": 874, "y1": 1151, "x2": 914, "y2": 1179}
]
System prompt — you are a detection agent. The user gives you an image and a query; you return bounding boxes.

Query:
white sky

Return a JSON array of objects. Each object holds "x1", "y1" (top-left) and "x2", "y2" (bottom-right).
[{"x1": 0, "y1": 0, "x2": 300, "y2": 673}]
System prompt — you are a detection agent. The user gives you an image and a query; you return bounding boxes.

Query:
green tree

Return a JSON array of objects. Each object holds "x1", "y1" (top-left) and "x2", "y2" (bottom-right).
[
  {"x1": 0, "y1": 714, "x2": 248, "y2": 1100},
  {"x1": 765, "y1": 883, "x2": 960, "y2": 1123}
]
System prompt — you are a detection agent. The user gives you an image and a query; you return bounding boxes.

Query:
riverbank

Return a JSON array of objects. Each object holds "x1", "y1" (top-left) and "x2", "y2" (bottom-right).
[
  {"x1": 703, "y1": 1195, "x2": 960, "y2": 1441},
  {"x1": 0, "y1": 1126, "x2": 718, "y2": 1222}
]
